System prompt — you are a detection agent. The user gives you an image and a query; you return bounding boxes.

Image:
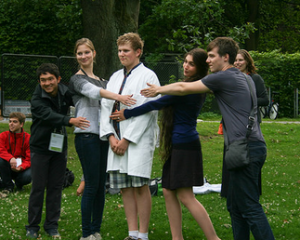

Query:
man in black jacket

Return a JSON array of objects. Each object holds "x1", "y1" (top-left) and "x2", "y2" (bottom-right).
[{"x1": 25, "y1": 63, "x2": 89, "y2": 239}]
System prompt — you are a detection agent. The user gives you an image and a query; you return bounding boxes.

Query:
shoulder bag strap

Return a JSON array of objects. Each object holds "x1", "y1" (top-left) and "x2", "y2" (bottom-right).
[{"x1": 223, "y1": 73, "x2": 256, "y2": 146}]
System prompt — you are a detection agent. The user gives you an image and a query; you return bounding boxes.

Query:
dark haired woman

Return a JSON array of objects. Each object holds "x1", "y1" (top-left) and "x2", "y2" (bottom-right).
[{"x1": 111, "y1": 48, "x2": 220, "y2": 240}]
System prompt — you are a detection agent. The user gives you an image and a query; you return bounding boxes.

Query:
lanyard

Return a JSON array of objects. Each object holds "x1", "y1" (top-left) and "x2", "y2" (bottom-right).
[{"x1": 118, "y1": 62, "x2": 142, "y2": 94}]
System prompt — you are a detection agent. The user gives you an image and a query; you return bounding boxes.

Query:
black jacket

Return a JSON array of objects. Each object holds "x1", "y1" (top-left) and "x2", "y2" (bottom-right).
[{"x1": 30, "y1": 83, "x2": 73, "y2": 154}]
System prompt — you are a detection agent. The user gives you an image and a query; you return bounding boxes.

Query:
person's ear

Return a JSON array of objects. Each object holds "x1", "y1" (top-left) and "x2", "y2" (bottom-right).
[
  {"x1": 135, "y1": 49, "x2": 142, "y2": 58},
  {"x1": 57, "y1": 76, "x2": 61, "y2": 83},
  {"x1": 223, "y1": 53, "x2": 230, "y2": 62}
]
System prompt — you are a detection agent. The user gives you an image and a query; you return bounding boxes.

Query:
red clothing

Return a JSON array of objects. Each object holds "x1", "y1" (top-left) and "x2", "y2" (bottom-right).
[{"x1": 0, "y1": 129, "x2": 31, "y2": 170}]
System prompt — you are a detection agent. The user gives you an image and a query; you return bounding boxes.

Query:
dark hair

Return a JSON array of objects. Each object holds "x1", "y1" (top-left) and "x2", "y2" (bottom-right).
[
  {"x1": 159, "y1": 48, "x2": 208, "y2": 162},
  {"x1": 237, "y1": 49, "x2": 257, "y2": 74},
  {"x1": 36, "y1": 63, "x2": 60, "y2": 81},
  {"x1": 183, "y1": 48, "x2": 209, "y2": 82},
  {"x1": 207, "y1": 37, "x2": 239, "y2": 65},
  {"x1": 117, "y1": 32, "x2": 144, "y2": 58},
  {"x1": 9, "y1": 112, "x2": 26, "y2": 124}
]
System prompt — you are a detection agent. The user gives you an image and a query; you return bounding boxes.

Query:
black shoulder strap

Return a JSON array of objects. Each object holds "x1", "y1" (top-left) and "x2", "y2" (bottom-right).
[
  {"x1": 243, "y1": 73, "x2": 256, "y2": 138},
  {"x1": 223, "y1": 73, "x2": 256, "y2": 145}
]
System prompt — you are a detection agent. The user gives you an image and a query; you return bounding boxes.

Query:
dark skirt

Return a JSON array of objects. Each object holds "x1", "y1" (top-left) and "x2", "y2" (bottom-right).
[{"x1": 162, "y1": 139, "x2": 204, "y2": 190}]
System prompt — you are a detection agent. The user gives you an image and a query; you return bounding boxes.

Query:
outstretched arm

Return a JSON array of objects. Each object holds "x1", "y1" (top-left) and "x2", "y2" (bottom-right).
[
  {"x1": 110, "y1": 95, "x2": 175, "y2": 122},
  {"x1": 69, "y1": 117, "x2": 90, "y2": 130},
  {"x1": 141, "y1": 80, "x2": 210, "y2": 97},
  {"x1": 100, "y1": 89, "x2": 136, "y2": 106}
]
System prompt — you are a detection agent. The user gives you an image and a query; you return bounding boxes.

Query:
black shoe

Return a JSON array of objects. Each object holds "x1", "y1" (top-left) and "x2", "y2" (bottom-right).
[
  {"x1": 26, "y1": 229, "x2": 38, "y2": 239},
  {"x1": 46, "y1": 228, "x2": 61, "y2": 238}
]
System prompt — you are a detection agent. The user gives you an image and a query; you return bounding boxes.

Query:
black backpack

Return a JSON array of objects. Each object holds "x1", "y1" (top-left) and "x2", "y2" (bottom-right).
[{"x1": 63, "y1": 168, "x2": 75, "y2": 189}]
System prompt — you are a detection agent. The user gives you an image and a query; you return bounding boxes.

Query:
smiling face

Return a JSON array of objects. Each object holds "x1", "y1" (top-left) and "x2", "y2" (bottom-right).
[
  {"x1": 76, "y1": 44, "x2": 95, "y2": 68},
  {"x1": 183, "y1": 54, "x2": 197, "y2": 78},
  {"x1": 118, "y1": 43, "x2": 141, "y2": 71},
  {"x1": 9, "y1": 117, "x2": 23, "y2": 133},
  {"x1": 39, "y1": 72, "x2": 61, "y2": 97},
  {"x1": 234, "y1": 53, "x2": 248, "y2": 73}
]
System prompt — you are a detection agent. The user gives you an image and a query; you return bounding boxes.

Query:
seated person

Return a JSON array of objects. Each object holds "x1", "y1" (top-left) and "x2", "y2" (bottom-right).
[{"x1": 0, "y1": 112, "x2": 31, "y2": 193}]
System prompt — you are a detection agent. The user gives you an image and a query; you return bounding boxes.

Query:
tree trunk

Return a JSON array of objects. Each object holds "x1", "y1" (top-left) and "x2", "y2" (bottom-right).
[
  {"x1": 245, "y1": 0, "x2": 260, "y2": 50},
  {"x1": 80, "y1": 0, "x2": 140, "y2": 79}
]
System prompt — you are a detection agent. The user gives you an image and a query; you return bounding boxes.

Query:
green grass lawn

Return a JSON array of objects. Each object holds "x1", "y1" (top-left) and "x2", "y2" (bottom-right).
[{"x1": 0, "y1": 120, "x2": 300, "y2": 239}]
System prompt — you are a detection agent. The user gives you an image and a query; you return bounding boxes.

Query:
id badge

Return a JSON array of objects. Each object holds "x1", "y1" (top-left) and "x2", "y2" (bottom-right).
[{"x1": 49, "y1": 133, "x2": 64, "y2": 153}]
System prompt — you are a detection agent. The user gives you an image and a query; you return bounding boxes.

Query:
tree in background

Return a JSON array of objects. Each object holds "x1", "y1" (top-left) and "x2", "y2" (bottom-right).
[
  {"x1": 80, "y1": 0, "x2": 140, "y2": 78},
  {"x1": 139, "y1": 0, "x2": 256, "y2": 56},
  {"x1": 0, "y1": 0, "x2": 140, "y2": 79},
  {"x1": 223, "y1": 0, "x2": 300, "y2": 52},
  {"x1": 139, "y1": 0, "x2": 300, "y2": 55},
  {"x1": 0, "y1": 0, "x2": 299, "y2": 72}
]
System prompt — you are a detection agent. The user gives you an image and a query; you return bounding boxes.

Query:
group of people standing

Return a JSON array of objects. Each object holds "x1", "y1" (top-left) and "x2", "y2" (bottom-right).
[
  {"x1": 0, "y1": 32, "x2": 274, "y2": 240},
  {"x1": 25, "y1": 32, "x2": 160, "y2": 240}
]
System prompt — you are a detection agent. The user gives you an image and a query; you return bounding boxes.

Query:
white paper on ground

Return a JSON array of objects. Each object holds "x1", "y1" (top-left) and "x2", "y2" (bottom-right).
[{"x1": 193, "y1": 183, "x2": 222, "y2": 195}]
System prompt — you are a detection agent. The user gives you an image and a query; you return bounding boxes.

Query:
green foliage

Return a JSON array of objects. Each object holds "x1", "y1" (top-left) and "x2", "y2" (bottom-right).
[
  {"x1": 139, "y1": 0, "x2": 300, "y2": 54},
  {"x1": 139, "y1": 0, "x2": 256, "y2": 53},
  {"x1": 258, "y1": 1, "x2": 300, "y2": 53},
  {"x1": 250, "y1": 50, "x2": 300, "y2": 117},
  {"x1": 168, "y1": 75, "x2": 178, "y2": 84},
  {"x1": 0, "y1": 0, "x2": 82, "y2": 56}
]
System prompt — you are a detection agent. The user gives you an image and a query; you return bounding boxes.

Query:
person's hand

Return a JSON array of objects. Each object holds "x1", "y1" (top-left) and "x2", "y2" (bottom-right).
[
  {"x1": 108, "y1": 135, "x2": 119, "y2": 153},
  {"x1": 118, "y1": 94, "x2": 136, "y2": 106},
  {"x1": 10, "y1": 158, "x2": 17, "y2": 168},
  {"x1": 11, "y1": 166, "x2": 22, "y2": 172},
  {"x1": 141, "y1": 83, "x2": 159, "y2": 97},
  {"x1": 110, "y1": 109, "x2": 125, "y2": 122},
  {"x1": 76, "y1": 181, "x2": 85, "y2": 196},
  {"x1": 69, "y1": 117, "x2": 90, "y2": 130},
  {"x1": 115, "y1": 138, "x2": 129, "y2": 156}
]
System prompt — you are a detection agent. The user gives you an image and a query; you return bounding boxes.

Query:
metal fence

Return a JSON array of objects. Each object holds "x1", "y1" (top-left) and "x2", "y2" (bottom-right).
[{"x1": 0, "y1": 53, "x2": 180, "y2": 117}]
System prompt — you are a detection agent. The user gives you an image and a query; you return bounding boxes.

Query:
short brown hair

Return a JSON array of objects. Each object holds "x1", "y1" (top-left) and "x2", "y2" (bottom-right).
[
  {"x1": 9, "y1": 112, "x2": 26, "y2": 124},
  {"x1": 117, "y1": 32, "x2": 144, "y2": 58},
  {"x1": 207, "y1": 37, "x2": 239, "y2": 65}
]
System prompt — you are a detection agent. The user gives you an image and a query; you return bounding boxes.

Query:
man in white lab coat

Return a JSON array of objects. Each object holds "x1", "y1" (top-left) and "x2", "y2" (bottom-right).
[{"x1": 100, "y1": 32, "x2": 160, "y2": 240}]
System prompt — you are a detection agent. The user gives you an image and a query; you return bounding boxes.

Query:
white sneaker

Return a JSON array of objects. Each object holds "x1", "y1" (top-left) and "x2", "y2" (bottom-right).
[
  {"x1": 80, "y1": 234, "x2": 96, "y2": 240},
  {"x1": 93, "y1": 232, "x2": 102, "y2": 240}
]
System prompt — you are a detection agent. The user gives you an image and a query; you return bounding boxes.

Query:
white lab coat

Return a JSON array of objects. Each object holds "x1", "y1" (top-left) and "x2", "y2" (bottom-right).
[{"x1": 100, "y1": 63, "x2": 160, "y2": 178}]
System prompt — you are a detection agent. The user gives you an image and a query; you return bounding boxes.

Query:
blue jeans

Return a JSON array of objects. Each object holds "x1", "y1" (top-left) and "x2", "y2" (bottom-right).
[
  {"x1": 0, "y1": 157, "x2": 31, "y2": 190},
  {"x1": 227, "y1": 141, "x2": 274, "y2": 240},
  {"x1": 75, "y1": 133, "x2": 108, "y2": 237}
]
